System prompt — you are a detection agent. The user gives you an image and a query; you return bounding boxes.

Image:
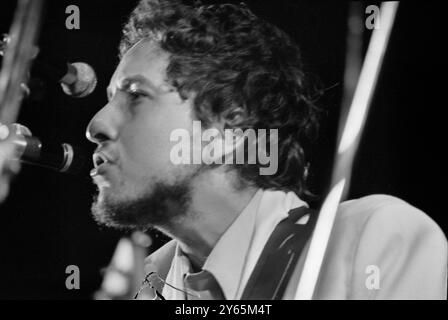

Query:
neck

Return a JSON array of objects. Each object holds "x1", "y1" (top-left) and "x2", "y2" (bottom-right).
[{"x1": 158, "y1": 168, "x2": 258, "y2": 269}]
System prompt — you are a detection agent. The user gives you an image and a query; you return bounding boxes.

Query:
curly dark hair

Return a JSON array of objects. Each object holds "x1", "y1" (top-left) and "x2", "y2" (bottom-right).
[{"x1": 120, "y1": 0, "x2": 320, "y2": 198}]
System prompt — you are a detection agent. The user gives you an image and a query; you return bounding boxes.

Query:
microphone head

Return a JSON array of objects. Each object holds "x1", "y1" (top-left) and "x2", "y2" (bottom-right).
[{"x1": 60, "y1": 62, "x2": 97, "y2": 98}]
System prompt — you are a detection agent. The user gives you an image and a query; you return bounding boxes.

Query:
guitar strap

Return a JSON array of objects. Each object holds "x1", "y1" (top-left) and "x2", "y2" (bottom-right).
[{"x1": 241, "y1": 206, "x2": 318, "y2": 300}]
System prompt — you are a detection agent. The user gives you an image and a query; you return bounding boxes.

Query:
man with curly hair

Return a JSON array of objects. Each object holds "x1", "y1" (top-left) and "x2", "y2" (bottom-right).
[{"x1": 86, "y1": 0, "x2": 447, "y2": 299}]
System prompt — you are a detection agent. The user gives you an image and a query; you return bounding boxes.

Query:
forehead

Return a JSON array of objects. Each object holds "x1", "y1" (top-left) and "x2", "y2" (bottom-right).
[{"x1": 110, "y1": 39, "x2": 170, "y2": 87}]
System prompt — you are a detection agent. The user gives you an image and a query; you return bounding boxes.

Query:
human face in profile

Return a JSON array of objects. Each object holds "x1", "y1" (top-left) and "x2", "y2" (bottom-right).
[{"x1": 86, "y1": 39, "x2": 201, "y2": 230}]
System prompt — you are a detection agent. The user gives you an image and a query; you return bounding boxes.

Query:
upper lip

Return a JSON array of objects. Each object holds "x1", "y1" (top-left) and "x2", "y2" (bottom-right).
[{"x1": 92, "y1": 150, "x2": 114, "y2": 168}]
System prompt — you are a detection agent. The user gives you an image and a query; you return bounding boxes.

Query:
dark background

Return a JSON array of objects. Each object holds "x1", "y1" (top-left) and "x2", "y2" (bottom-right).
[{"x1": 0, "y1": 0, "x2": 446, "y2": 299}]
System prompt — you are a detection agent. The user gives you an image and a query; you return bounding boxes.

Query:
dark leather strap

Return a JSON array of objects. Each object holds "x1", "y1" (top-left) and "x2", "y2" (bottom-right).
[{"x1": 241, "y1": 206, "x2": 317, "y2": 300}]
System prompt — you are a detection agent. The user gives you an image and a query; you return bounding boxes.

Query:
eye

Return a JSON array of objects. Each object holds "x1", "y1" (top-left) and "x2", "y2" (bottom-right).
[
  {"x1": 127, "y1": 88, "x2": 149, "y2": 105},
  {"x1": 128, "y1": 90, "x2": 145, "y2": 100}
]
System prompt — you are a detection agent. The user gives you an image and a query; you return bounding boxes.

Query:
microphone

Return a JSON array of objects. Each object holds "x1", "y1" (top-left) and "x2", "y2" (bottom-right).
[
  {"x1": 32, "y1": 59, "x2": 98, "y2": 98},
  {"x1": 1, "y1": 33, "x2": 97, "y2": 98},
  {"x1": 0, "y1": 123, "x2": 88, "y2": 175}
]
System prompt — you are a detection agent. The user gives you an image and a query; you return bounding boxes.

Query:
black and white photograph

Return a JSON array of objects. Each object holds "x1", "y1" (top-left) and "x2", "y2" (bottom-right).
[{"x1": 0, "y1": 0, "x2": 446, "y2": 304}]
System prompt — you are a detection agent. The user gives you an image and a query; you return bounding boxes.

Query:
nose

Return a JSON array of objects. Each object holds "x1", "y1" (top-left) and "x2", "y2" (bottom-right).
[{"x1": 86, "y1": 104, "x2": 119, "y2": 144}]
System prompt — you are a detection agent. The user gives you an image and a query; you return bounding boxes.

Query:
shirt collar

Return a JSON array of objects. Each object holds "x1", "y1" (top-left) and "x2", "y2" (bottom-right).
[
  {"x1": 201, "y1": 188, "x2": 264, "y2": 299},
  {"x1": 164, "y1": 189, "x2": 307, "y2": 300}
]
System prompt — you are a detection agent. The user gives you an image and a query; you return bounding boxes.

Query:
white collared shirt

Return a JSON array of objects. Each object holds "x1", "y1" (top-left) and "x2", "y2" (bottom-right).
[
  {"x1": 145, "y1": 192, "x2": 447, "y2": 300},
  {"x1": 162, "y1": 189, "x2": 308, "y2": 299}
]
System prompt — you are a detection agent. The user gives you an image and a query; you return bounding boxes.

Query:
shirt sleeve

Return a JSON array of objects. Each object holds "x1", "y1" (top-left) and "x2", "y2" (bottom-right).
[{"x1": 349, "y1": 197, "x2": 447, "y2": 299}]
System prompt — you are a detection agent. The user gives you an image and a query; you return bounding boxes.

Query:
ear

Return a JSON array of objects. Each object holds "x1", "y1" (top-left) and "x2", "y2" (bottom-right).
[
  {"x1": 201, "y1": 128, "x2": 247, "y2": 164},
  {"x1": 201, "y1": 106, "x2": 249, "y2": 164}
]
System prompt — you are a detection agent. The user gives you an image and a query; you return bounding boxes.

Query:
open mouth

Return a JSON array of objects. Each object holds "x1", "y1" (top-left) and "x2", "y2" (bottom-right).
[
  {"x1": 93, "y1": 152, "x2": 110, "y2": 168},
  {"x1": 91, "y1": 152, "x2": 114, "y2": 178}
]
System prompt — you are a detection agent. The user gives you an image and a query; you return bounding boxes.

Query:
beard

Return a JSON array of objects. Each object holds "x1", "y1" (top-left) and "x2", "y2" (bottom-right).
[{"x1": 91, "y1": 173, "x2": 196, "y2": 232}]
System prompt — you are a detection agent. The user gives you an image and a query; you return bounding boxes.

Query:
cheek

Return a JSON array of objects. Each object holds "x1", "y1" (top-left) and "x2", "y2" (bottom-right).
[
  {"x1": 118, "y1": 96, "x2": 194, "y2": 176},
  {"x1": 118, "y1": 119, "x2": 180, "y2": 177},
  {"x1": 121, "y1": 130, "x2": 166, "y2": 171}
]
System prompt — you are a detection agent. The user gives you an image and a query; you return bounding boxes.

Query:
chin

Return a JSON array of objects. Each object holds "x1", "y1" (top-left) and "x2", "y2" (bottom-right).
[
  {"x1": 91, "y1": 192, "x2": 141, "y2": 231},
  {"x1": 90, "y1": 177, "x2": 193, "y2": 231}
]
